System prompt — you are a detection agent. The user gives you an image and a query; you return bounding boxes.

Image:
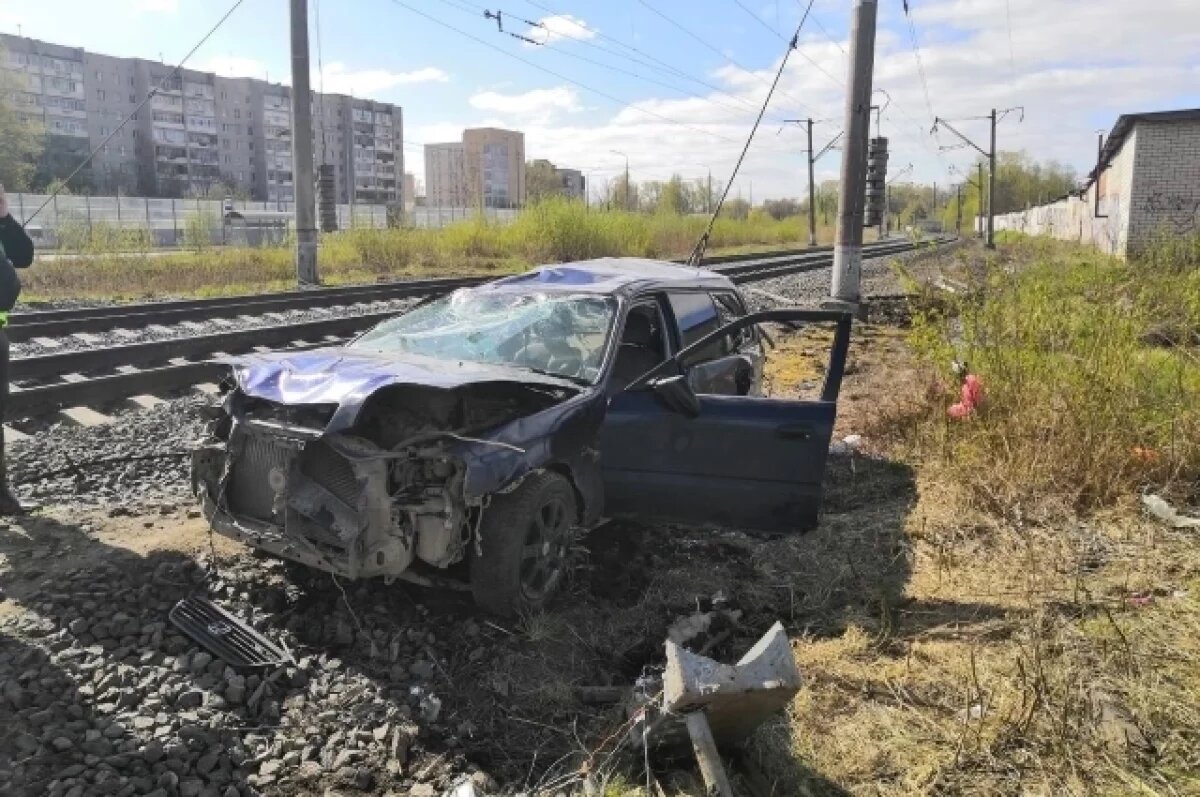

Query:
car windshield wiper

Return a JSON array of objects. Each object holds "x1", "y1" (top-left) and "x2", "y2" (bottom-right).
[{"x1": 513, "y1": 364, "x2": 590, "y2": 386}]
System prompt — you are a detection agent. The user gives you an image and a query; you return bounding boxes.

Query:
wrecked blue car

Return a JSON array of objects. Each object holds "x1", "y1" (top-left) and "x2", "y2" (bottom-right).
[{"x1": 192, "y1": 258, "x2": 850, "y2": 614}]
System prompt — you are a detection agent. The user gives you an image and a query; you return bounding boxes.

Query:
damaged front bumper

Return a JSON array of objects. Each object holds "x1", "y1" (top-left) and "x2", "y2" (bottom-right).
[{"x1": 193, "y1": 419, "x2": 470, "y2": 580}]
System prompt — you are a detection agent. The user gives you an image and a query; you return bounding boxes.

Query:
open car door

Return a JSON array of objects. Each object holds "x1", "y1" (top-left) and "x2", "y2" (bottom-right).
[{"x1": 600, "y1": 308, "x2": 851, "y2": 533}]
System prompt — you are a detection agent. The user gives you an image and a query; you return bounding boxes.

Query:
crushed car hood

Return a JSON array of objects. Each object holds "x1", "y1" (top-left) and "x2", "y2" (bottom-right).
[{"x1": 228, "y1": 347, "x2": 579, "y2": 408}]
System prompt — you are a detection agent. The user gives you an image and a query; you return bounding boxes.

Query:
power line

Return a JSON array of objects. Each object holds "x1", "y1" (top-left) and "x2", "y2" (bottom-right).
[
  {"x1": 727, "y1": 0, "x2": 845, "y2": 87},
  {"x1": 634, "y1": 0, "x2": 818, "y2": 116},
  {"x1": 901, "y1": 0, "x2": 937, "y2": 129},
  {"x1": 690, "y1": 0, "x2": 816, "y2": 264},
  {"x1": 387, "y1": 0, "x2": 744, "y2": 145},
  {"x1": 430, "y1": 0, "x2": 785, "y2": 124},
  {"x1": 512, "y1": 0, "x2": 781, "y2": 119},
  {"x1": 22, "y1": 0, "x2": 247, "y2": 225}
]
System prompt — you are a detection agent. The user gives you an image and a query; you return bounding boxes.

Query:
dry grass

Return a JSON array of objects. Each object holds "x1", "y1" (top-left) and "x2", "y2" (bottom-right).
[{"x1": 23, "y1": 198, "x2": 826, "y2": 302}]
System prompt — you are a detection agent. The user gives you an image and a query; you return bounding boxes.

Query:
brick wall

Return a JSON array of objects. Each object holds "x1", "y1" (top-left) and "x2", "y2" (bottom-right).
[
  {"x1": 1126, "y1": 120, "x2": 1200, "y2": 253},
  {"x1": 994, "y1": 116, "x2": 1200, "y2": 258}
]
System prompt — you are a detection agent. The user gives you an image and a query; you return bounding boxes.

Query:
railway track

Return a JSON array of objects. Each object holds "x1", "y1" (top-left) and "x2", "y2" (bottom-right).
[{"x1": 6, "y1": 238, "x2": 948, "y2": 421}]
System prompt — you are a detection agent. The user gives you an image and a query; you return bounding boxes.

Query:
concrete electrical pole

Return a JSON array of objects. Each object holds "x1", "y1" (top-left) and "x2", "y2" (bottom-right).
[
  {"x1": 290, "y1": 0, "x2": 318, "y2": 284},
  {"x1": 987, "y1": 108, "x2": 997, "y2": 249},
  {"x1": 806, "y1": 118, "x2": 817, "y2": 247},
  {"x1": 830, "y1": 0, "x2": 878, "y2": 306}
]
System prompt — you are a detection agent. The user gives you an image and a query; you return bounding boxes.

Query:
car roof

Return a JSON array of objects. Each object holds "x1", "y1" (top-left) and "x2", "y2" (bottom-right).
[{"x1": 475, "y1": 257, "x2": 737, "y2": 298}]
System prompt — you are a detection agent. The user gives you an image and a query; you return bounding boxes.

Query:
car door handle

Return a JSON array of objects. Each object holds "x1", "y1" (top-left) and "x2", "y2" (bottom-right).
[{"x1": 776, "y1": 423, "x2": 814, "y2": 440}]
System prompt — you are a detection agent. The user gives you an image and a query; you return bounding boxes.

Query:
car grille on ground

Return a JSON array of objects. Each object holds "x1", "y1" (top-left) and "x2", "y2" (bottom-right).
[
  {"x1": 169, "y1": 596, "x2": 292, "y2": 668},
  {"x1": 227, "y1": 434, "x2": 293, "y2": 522}
]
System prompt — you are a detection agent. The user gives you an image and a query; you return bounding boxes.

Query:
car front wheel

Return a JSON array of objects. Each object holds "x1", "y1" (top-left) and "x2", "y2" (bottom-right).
[{"x1": 470, "y1": 471, "x2": 577, "y2": 616}]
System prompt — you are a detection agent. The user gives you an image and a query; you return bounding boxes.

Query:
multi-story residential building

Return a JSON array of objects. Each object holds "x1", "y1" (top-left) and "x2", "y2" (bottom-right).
[
  {"x1": 2, "y1": 38, "x2": 91, "y2": 187},
  {"x1": 463, "y1": 127, "x2": 525, "y2": 209},
  {"x1": 403, "y1": 172, "x2": 416, "y2": 210},
  {"x1": 424, "y1": 128, "x2": 526, "y2": 208},
  {"x1": 424, "y1": 142, "x2": 466, "y2": 207},
  {"x1": 0, "y1": 33, "x2": 404, "y2": 204},
  {"x1": 555, "y1": 167, "x2": 585, "y2": 200}
]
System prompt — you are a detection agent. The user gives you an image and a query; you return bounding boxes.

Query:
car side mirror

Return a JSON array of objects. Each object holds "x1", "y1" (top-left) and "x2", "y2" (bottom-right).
[{"x1": 649, "y1": 374, "x2": 701, "y2": 418}]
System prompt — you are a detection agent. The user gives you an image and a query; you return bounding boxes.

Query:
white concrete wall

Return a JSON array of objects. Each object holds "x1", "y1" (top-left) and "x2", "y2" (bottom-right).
[{"x1": 993, "y1": 117, "x2": 1200, "y2": 257}]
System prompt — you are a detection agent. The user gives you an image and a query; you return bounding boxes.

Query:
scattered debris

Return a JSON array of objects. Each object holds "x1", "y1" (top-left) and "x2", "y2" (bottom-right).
[
  {"x1": 169, "y1": 596, "x2": 293, "y2": 668},
  {"x1": 1141, "y1": 493, "x2": 1200, "y2": 529}
]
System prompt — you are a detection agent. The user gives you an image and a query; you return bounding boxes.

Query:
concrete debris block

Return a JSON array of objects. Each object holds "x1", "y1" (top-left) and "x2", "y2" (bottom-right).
[{"x1": 663, "y1": 621, "x2": 802, "y2": 744}]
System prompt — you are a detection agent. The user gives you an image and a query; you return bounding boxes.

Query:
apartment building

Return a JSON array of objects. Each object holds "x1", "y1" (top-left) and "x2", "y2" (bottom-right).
[
  {"x1": 424, "y1": 142, "x2": 466, "y2": 207},
  {"x1": 3, "y1": 38, "x2": 92, "y2": 187},
  {"x1": 0, "y1": 34, "x2": 404, "y2": 204},
  {"x1": 424, "y1": 128, "x2": 526, "y2": 209},
  {"x1": 463, "y1": 127, "x2": 525, "y2": 209}
]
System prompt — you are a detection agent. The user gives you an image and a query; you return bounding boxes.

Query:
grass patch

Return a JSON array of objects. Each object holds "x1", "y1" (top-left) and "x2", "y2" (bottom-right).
[
  {"x1": 898, "y1": 236, "x2": 1200, "y2": 516},
  {"x1": 23, "y1": 198, "x2": 822, "y2": 302}
]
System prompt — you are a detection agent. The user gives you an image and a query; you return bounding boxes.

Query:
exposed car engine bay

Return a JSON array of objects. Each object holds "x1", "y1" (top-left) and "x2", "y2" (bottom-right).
[{"x1": 193, "y1": 380, "x2": 577, "y2": 581}]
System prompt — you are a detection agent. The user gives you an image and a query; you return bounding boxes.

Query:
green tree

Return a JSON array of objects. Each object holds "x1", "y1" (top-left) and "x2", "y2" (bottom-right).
[
  {"x1": 0, "y1": 58, "x2": 44, "y2": 191},
  {"x1": 526, "y1": 160, "x2": 563, "y2": 204}
]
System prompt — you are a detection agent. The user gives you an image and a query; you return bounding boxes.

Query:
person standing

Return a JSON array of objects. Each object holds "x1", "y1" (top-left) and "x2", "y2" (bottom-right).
[{"x1": 0, "y1": 184, "x2": 34, "y2": 515}]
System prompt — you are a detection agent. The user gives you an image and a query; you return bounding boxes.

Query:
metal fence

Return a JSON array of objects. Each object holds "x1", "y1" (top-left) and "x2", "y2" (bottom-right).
[{"x1": 10, "y1": 193, "x2": 521, "y2": 250}]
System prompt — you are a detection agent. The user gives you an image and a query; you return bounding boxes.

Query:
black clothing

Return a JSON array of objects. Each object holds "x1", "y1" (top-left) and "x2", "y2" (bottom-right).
[{"x1": 0, "y1": 214, "x2": 34, "y2": 268}]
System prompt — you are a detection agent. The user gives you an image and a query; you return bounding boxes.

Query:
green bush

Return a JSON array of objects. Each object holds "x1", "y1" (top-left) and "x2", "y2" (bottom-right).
[{"x1": 908, "y1": 238, "x2": 1200, "y2": 513}]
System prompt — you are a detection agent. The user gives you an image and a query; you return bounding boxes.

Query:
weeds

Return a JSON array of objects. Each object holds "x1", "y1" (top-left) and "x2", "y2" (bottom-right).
[
  {"x1": 24, "y1": 198, "x2": 820, "y2": 301},
  {"x1": 904, "y1": 237, "x2": 1200, "y2": 515}
]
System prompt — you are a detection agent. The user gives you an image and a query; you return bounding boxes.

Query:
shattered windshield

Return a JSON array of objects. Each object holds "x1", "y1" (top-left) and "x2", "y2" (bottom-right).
[{"x1": 351, "y1": 290, "x2": 617, "y2": 384}]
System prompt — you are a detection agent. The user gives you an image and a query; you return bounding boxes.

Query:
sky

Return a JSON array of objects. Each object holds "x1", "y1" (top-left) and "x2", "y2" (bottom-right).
[{"x1": 3, "y1": 0, "x2": 1199, "y2": 201}]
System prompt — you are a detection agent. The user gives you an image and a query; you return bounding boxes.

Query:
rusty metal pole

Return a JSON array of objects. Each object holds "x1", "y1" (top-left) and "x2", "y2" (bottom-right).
[{"x1": 830, "y1": 0, "x2": 878, "y2": 306}]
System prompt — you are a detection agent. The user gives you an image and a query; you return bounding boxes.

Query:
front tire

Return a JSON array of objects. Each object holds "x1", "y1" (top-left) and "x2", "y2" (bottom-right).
[{"x1": 470, "y1": 471, "x2": 577, "y2": 616}]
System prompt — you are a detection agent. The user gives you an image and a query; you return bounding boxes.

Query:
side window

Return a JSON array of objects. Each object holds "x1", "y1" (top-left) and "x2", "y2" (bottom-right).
[
  {"x1": 668, "y1": 292, "x2": 721, "y2": 359},
  {"x1": 712, "y1": 292, "x2": 756, "y2": 351}
]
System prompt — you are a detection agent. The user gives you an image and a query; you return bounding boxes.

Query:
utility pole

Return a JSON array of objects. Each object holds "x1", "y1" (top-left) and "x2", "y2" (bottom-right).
[
  {"x1": 830, "y1": 0, "x2": 878, "y2": 306},
  {"x1": 784, "y1": 118, "x2": 842, "y2": 247},
  {"x1": 987, "y1": 108, "x2": 997, "y2": 248},
  {"x1": 977, "y1": 162, "x2": 985, "y2": 238},
  {"x1": 290, "y1": 0, "x2": 318, "y2": 284},
  {"x1": 707, "y1": 169, "x2": 713, "y2": 215},
  {"x1": 806, "y1": 118, "x2": 817, "y2": 246},
  {"x1": 955, "y1": 185, "x2": 963, "y2": 234},
  {"x1": 933, "y1": 107, "x2": 1021, "y2": 249}
]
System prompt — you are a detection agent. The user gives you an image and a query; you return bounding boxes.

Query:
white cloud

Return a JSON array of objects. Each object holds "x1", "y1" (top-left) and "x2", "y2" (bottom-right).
[
  {"x1": 318, "y1": 63, "x2": 449, "y2": 95},
  {"x1": 523, "y1": 14, "x2": 596, "y2": 47},
  {"x1": 469, "y1": 87, "x2": 582, "y2": 122},
  {"x1": 130, "y1": 0, "x2": 178, "y2": 11}
]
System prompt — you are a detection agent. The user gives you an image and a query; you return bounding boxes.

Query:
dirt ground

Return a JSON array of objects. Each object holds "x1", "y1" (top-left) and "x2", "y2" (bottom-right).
[{"x1": 4, "y1": 242, "x2": 1195, "y2": 796}]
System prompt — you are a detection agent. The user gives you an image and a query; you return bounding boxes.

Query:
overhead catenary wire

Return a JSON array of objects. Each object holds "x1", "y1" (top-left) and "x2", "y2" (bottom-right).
[
  {"x1": 688, "y1": 0, "x2": 816, "y2": 266},
  {"x1": 430, "y1": 0, "x2": 788, "y2": 125},
  {"x1": 901, "y1": 0, "x2": 937, "y2": 129},
  {"x1": 634, "y1": 0, "x2": 818, "y2": 116},
  {"x1": 387, "y1": 0, "x2": 743, "y2": 145},
  {"x1": 510, "y1": 0, "x2": 792, "y2": 121},
  {"x1": 21, "y1": 0, "x2": 247, "y2": 225},
  {"x1": 727, "y1": 0, "x2": 845, "y2": 88}
]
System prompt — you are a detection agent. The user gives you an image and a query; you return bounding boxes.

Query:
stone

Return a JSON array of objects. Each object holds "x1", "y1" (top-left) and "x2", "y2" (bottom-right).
[
  {"x1": 179, "y1": 778, "x2": 205, "y2": 797},
  {"x1": 68, "y1": 618, "x2": 89, "y2": 635},
  {"x1": 408, "y1": 660, "x2": 435, "y2": 680},
  {"x1": 258, "y1": 759, "x2": 283, "y2": 778},
  {"x1": 190, "y1": 652, "x2": 213, "y2": 675},
  {"x1": 409, "y1": 785, "x2": 436, "y2": 797},
  {"x1": 177, "y1": 690, "x2": 204, "y2": 709},
  {"x1": 51, "y1": 736, "x2": 75, "y2": 752},
  {"x1": 142, "y1": 741, "x2": 165, "y2": 764}
]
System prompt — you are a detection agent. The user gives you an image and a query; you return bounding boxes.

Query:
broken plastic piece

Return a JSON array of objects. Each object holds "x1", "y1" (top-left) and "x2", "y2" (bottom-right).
[
  {"x1": 169, "y1": 596, "x2": 292, "y2": 668},
  {"x1": 1142, "y1": 493, "x2": 1200, "y2": 529}
]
